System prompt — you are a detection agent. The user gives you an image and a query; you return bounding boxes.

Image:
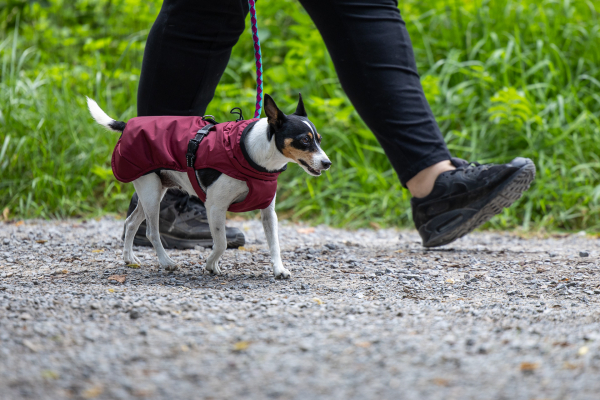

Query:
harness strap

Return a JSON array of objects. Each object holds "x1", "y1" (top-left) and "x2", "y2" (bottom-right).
[{"x1": 186, "y1": 124, "x2": 215, "y2": 168}]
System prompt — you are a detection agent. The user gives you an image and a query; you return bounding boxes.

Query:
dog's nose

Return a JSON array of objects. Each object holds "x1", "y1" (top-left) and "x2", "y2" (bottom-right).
[{"x1": 321, "y1": 160, "x2": 332, "y2": 170}]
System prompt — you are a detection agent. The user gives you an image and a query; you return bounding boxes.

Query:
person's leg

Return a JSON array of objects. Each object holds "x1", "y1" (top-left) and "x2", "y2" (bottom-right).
[
  {"x1": 299, "y1": 0, "x2": 535, "y2": 246},
  {"x1": 127, "y1": 0, "x2": 248, "y2": 250},
  {"x1": 138, "y1": 0, "x2": 248, "y2": 116},
  {"x1": 299, "y1": 0, "x2": 453, "y2": 192}
]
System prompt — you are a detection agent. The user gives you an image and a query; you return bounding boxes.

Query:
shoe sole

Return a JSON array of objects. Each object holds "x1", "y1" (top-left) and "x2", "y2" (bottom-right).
[
  {"x1": 131, "y1": 227, "x2": 246, "y2": 250},
  {"x1": 421, "y1": 159, "x2": 536, "y2": 248}
]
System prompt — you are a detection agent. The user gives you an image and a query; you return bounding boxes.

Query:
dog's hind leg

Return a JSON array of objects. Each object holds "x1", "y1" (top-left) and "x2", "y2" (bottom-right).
[
  {"x1": 260, "y1": 196, "x2": 290, "y2": 279},
  {"x1": 132, "y1": 174, "x2": 177, "y2": 270},
  {"x1": 123, "y1": 200, "x2": 145, "y2": 266}
]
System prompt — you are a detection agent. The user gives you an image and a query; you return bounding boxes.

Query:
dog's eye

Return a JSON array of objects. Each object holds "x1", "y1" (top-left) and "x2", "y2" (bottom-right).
[
  {"x1": 316, "y1": 134, "x2": 322, "y2": 143},
  {"x1": 301, "y1": 137, "x2": 310, "y2": 145}
]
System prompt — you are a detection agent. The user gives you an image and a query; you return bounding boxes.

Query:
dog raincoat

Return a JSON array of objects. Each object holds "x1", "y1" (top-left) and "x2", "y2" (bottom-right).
[{"x1": 111, "y1": 116, "x2": 284, "y2": 212}]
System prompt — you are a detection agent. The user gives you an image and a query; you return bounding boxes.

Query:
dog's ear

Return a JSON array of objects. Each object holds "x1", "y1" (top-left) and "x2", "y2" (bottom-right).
[
  {"x1": 264, "y1": 94, "x2": 286, "y2": 140},
  {"x1": 293, "y1": 93, "x2": 307, "y2": 117}
]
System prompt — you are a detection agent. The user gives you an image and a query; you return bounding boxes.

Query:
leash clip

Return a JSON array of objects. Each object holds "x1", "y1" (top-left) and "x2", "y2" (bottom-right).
[{"x1": 230, "y1": 107, "x2": 244, "y2": 122}]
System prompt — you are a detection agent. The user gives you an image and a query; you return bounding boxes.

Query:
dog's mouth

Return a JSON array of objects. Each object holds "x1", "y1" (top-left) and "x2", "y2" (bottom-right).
[{"x1": 299, "y1": 159, "x2": 321, "y2": 176}]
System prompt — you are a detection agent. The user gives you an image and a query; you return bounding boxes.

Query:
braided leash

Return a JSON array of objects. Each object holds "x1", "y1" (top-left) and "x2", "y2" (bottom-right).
[{"x1": 248, "y1": 0, "x2": 263, "y2": 118}]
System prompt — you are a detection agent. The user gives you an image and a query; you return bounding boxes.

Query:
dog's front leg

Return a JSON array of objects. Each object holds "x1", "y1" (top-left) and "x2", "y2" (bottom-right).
[
  {"x1": 203, "y1": 202, "x2": 228, "y2": 275},
  {"x1": 260, "y1": 196, "x2": 290, "y2": 279}
]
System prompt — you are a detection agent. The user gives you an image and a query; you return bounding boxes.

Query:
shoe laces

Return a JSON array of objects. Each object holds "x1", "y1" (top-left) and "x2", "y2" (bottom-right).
[
  {"x1": 174, "y1": 193, "x2": 191, "y2": 213},
  {"x1": 173, "y1": 193, "x2": 206, "y2": 217},
  {"x1": 449, "y1": 158, "x2": 483, "y2": 175}
]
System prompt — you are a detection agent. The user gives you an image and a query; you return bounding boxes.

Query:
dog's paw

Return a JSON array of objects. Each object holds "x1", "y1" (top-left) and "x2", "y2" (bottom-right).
[
  {"x1": 124, "y1": 254, "x2": 142, "y2": 266},
  {"x1": 274, "y1": 268, "x2": 291, "y2": 280},
  {"x1": 205, "y1": 263, "x2": 221, "y2": 275},
  {"x1": 160, "y1": 257, "x2": 178, "y2": 271}
]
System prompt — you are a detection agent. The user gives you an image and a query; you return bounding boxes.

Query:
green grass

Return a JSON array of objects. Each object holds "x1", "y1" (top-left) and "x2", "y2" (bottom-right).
[{"x1": 1, "y1": 0, "x2": 600, "y2": 231}]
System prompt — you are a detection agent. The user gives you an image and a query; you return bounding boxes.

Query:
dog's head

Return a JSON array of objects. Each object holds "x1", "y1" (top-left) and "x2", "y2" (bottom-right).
[{"x1": 264, "y1": 93, "x2": 331, "y2": 176}]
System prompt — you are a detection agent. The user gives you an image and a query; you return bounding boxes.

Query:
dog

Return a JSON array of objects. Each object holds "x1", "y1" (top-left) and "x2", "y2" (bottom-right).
[{"x1": 87, "y1": 94, "x2": 331, "y2": 279}]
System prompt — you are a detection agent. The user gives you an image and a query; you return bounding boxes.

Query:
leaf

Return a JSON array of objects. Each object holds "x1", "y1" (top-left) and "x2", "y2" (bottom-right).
[
  {"x1": 563, "y1": 362, "x2": 578, "y2": 370},
  {"x1": 108, "y1": 275, "x2": 126, "y2": 284},
  {"x1": 446, "y1": 278, "x2": 455, "y2": 284},
  {"x1": 41, "y1": 369, "x2": 59, "y2": 379},
  {"x1": 432, "y1": 378, "x2": 450, "y2": 386},
  {"x1": 127, "y1": 263, "x2": 140, "y2": 269},
  {"x1": 369, "y1": 222, "x2": 381, "y2": 230},
  {"x1": 233, "y1": 341, "x2": 250, "y2": 351},
  {"x1": 355, "y1": 341, "x2": 371, "y2": 348},
  {"x1": 238, "y1": 246, "x2": 257, "y2": 252},
  {"x1": 91, "y1": 165, "x2": 114, "y2": 180},
  {"x1": 2, "y1": 207, "x2": 8, "y2": 221},
  {"x1": 520, "y1": 362, "x2": 539, "y2": 372},
  {"x1": 36, "y1": 240, "x2": 47, "y2": 244},
  {"x1": 91, "y1": 249, "x2": 103, "y2": 253},
  {"x1": 312, "y1": 298, "x2": 323, "y2": 305},
  {"x1": 82, "y1": 385, "x2": 103, "y2": 399},
  {"x1": 297, "y1": 227, "x2": 315, "y2": 234}
]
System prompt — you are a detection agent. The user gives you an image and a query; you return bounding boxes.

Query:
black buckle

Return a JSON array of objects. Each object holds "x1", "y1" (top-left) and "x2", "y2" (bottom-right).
[{"x1": 186, "y1": 124, "x2": 214, "y2": 167}]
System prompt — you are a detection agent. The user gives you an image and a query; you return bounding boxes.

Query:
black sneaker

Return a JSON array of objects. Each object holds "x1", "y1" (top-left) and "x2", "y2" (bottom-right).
[
  {"x1": 411, "y1": 157, "x2": 535, "y2": 247},
  {"x1": 124, "y1": 189, "x2": 246, "y2": 249}
]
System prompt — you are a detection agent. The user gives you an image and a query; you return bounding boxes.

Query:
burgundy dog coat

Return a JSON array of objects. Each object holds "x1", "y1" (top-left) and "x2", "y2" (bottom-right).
[{"x1": 111, "y1": 116, "x2": 284, "y2": 212}]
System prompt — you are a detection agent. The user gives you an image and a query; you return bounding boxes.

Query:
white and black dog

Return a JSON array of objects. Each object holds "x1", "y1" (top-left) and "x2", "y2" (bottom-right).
[{"x1": 87, "y1": 94, "x2": 330, "y2": 279}]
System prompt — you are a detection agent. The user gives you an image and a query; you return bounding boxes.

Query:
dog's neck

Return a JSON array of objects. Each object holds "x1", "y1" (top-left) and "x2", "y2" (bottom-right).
[{"x1": 243, "y1": 118, "x2": 291, "y2": 172}]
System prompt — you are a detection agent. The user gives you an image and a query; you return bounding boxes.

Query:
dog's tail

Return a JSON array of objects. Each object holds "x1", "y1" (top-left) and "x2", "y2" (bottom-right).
[{"x1": 86, "y1": 97, "x2": 126, "y2": 132}]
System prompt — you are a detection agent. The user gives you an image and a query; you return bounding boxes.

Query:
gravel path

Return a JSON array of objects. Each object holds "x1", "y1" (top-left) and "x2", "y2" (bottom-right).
[{"x1": 1, "y1": 218, "x2": 599, "y2": 399}]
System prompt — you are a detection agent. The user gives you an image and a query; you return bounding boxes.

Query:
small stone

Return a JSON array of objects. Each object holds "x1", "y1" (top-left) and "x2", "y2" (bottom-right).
[
  {"x1": 224, "y1": 314, "x2": 237, "y2": 322},
  {"x1": 556, "y1": 284, "x2": 566, "y2": 290},
  {"x1": 300, "y1": 283, "x2": 308, "y2": 290},
  {"x1": 20, "y1": 313, "x2": 33, "y2": 320},
  {"x1": 235, "y1": 295, "x2": 244, "y2": 301},
  {"x1": 130, "y1": 310, "x2": 141, "y2": 319},
  {"x1": 2, "y1": 238, "x2": 9, "y2": 245},
  {"x1": 579, "y1": 251, "x2": 589, "y2": 257}
]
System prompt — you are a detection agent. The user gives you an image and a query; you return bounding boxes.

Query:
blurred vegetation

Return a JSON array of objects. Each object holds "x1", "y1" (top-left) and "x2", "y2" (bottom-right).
[{"x1": 1, "y1": 0, "x2": 600, "y2": 231}]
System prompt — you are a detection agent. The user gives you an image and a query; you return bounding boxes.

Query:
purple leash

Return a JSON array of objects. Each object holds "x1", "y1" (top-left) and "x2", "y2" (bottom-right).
[{"x1": 248, "y1": 0, "x2": 263, "y2": 118}]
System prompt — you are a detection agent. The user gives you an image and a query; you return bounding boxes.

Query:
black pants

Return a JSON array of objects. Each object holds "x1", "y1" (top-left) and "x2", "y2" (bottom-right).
[{"x1": 138, "y1": 0, "x2": 451, "y2": 186}]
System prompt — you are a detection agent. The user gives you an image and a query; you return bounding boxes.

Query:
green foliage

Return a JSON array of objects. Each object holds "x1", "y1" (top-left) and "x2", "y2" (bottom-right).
[{"x1": 1, "y1": 0, "x2": 600, "y2": 231}]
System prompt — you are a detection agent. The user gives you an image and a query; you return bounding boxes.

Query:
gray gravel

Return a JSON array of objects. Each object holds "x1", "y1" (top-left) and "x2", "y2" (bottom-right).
[{"x1": 1, "y1": 218, "x2": 600, "y2": 399}]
